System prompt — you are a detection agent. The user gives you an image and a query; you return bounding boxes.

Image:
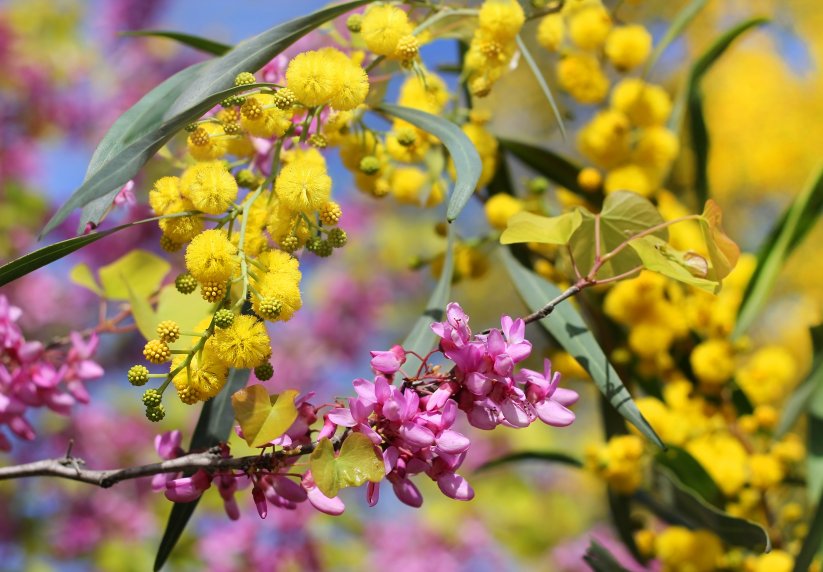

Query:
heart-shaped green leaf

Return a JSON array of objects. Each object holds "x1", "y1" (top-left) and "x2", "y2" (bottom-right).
[
  {"x1": 232, "y1": 386, "x2": 298, "y2": 448},
  {"x1": 309, "y1": 433, "x2": 385, "y2": 498},
  {"x1": 698, "y1": 199, "x2": 740, "y2": 282},
  {"x1": 500, "y1": 210, "x2": 583, "y2": 246},
  {"x1": 628, "y1": 235, "x2": 716, "y2": 292},
  {"x1": 98, "y1": 249, "x2": 170, "y2": 301}
]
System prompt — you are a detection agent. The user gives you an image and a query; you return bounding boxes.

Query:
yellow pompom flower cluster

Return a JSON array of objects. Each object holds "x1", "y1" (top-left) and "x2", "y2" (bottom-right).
[
  {"x1": 360, "y1": 4, "x2": 413, "y2": 58},
  {"x1": 181, "y1": 161, "x2": 239, "y2": 214},
  {"x1": 285, "y1": 48, "x2": 369, "y2": 110},
  {"x1": 585, "y1": 435, "x2": 645, "y2": 494},
  {"x1": 185, "y1": 229, "x2": 240, "y2": 285},
  {"x1": 275, "y1": 149, "x2": 332, "y2": 213},
  {"x1": 211, "y1": 315, "x2": 271, "y2": 369},
  {"x1": 170, "y1": 338, "x2": 228, "y2": 402},
  {"x1": 465, "y1": 0, "x2": 525, "y2": 97},
  {"x1": 653, "y1": 527, "x2": 724, "y2": 572}
]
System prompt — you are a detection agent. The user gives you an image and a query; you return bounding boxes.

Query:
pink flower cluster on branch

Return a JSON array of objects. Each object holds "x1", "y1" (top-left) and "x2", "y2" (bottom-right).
[
  {"x1": 0, "y1": 295, "x2": 104, "y2": 450},
  {"x1": 155, "y1": 303, "x2": 578, "y2": 518}
]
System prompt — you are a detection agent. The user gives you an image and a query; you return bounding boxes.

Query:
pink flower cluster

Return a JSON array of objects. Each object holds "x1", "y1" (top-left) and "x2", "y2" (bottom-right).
[
  {"x1": 154, "y1": 303, "x2": 578, "y2": 519},
  {"x1": 323, "y1": 302, "x2": 578, "y2": 508},
  {"x1": 0, "y1": 295, "x2": 103, "y2": 450}
]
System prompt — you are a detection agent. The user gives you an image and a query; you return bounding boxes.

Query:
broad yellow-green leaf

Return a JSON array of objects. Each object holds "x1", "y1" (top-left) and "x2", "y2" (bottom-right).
[
  {"x1": 309, "y1": 433, "x2": 385, "y2": 498},
  {"x1": 628, "y1": 235, "x2": 717, "y2": 292},
  {"x1": 69, "y1": 263, "x2": 103, "y2": 296},
  {"x1": 155, "y1": 285, "x2": 211, "y2": 348},
  {"x1": 571, "y1": 191, "x2": 667, "y2": 278},
  {"x1": 698, "y1": 199, "x2": 740, "y2": 282},
  {"x1": 232, "y1": 386, "x2": 298, "y2": 448},
  {"x1": 500, "y1": 210, "x2": 583, "y2": 246},
  {"x1": 125, "y1": 281, "x2": 158, "y2": 340},
  {"x1": 98, "y1": 250, "x2": 170, "y2": 300}
]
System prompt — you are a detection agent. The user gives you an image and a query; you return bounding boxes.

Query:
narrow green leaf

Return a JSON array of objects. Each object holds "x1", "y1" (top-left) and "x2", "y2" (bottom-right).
[
  {"x1": 166, "y1": 0, "x2": 372, "y2": 116},
  {"x1": 1, "y1": 215, "x2": 172, "y2": 288},
  {"x1": 378, "y1": 104, "x2": 481, "y2": 222},
  {"x1": 499, "y1": 249, "x2": 663, "y2": 447},
  {"x1": 514, "y1": 34, "x2": 566, "y2": 140},
  {"x1": 45, "y1": 0, "x2": 373, "y2": 237},
  {"x1": 793, "y1": 492, "x2": 823, "y2": 572},
  {"x1": 498, "y1": 138, "x2": 585, "y2": 197},
  {"x1": 776, "y1": 324, "x2": 823, "y2": 438},
  {"x1": 654, "y1": 445, "x2": 723, "y2": 508},
  {"x1": 685, "y1": 18, "x2": 768, "y2": 205},
  {"x1": 402, "y1": 226, "x2": 455, "y2": 365},
  {"x1": 656, "y1": 468, "x2": 771, "y2": 552},
  {"x1": 475, "y1": 450, "x2": 583, "y2": 472},
  {"x1": 154, "y1": 368, "x2": 248, "y2": 571},
  {"x1": 121, "y1": 30, "x2": 232, "y2": 56},
  {"x1": 805, "y1": 325, "x2": 823, "y2": 503},
  {"x1": 500, "y1": 210, "x2": 583, "y2": 246},
  {"x1": 79, "y1": 62, "x2": 208, "y2": 229},
  {"x1": 734, "y1": 166, "x2": 823, "y2": 339},
  {"x1": 643, "y1": 0, "x2": 709, "y2": 76},
  {"x1": 584, "y1": 540, "x2": 633, "y2": 572}
]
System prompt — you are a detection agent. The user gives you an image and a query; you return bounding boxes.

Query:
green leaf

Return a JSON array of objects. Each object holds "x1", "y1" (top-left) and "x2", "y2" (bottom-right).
[
  {"x1": 498, "y1": 138, "x2": 585, "y2": 197},
  {"x1": 402, "y1": 226, "x2": 455, "y2": 366},
  {"x1": 0, "y1": 215, "x2": 170, "y2": 288},
  {"x1": 154, "y1": 368, "x2": 248, "y2": 572},
  {"x1": 124, "y1": 281, "x2": 158, "y2": 341},
  {"x1": 734, "y1": 166, "x2": 823, "y2": 339},
  {"x1": 45, "y1": 0, "x2": 373, "y2": 237},
  {"x1": 643, "y1": 0, "x2": 709, "y2": 76},
  {"x1": 777, "y1": 324, "x2": 823, "y2": 438},
  {"x1": 79, "y1": 62, "x2": 208, "y2": 229},
  {"x1": 654, "y1": 445, "x2": 723, "y2": 508},
  {"x1": 628, "y1": 235, "x2": 716, "y2": 292},
  {"x1": 98, "y1": 249, "x2": 170, "y2": 300},
  {"x1": 698, "y1": 199, "x2": 740, "y2": 284},
  {"x1": 793, "y1": 491, "x2": 823, "y2": 572},
  {"x1": 683, "y1": 18, "x2": 769, "y2": 205},
  {"x1": 231, "y1": 386, "x2": 298, "y2": 448},
  {"x1": 121, "y1": 30, "x2": 232, "y2": 56},
  {"x1": 655, "y1": 467, "x2": 771, "y2": 552},
  {"x1": 69, "y1": 263, "x2": 103, "y2": 296},
  {"x1": 514, "y1": 34, "x2": 565, "y2": 140},
  {"x1": 500, "y1": 210, "x2": 583, "y2": 246},
  {"x1": 309, "y1": 433, "x2": 385, "y2": 498},
  {"x1": 475, "y1": 450, "x2": 583, "y2": 472},
  {"x1": 499, "y1": 248, "x2": 663, "y2": 448},
  {"x1": 378, "y1": 103, "x2": 481, "y2": 222},
  {"x1": 583, "y1": 540, "x2": 633, "y2": 572},
  {"x1": 572, "y1": 191, "x2": 667, "y2": 279},
  {"x1": 805, "y1": 325, "x2": 823, "y2": 503}
]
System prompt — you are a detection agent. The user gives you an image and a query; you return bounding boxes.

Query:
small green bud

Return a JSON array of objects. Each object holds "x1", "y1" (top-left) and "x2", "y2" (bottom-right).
[
  {"x1": 127, "y1": 365, "x2": 150, "y2": 386},
  {"x1": 314, "y1": 239, "x2": 333, "y2": 258},
  {"x1": 175, "y1": 273, "x2": 198, "y2": 295},
  {"x1": 327, "y1": 227, "x2": 348, "y2": 248},
  {"x1": 236, "y1": 169, "x2": 260, "y2": 189},
  {"x1": 359, "y1": 156, "x2": 380, "y2": 175},
  {"x1": 254, "y1": 362, "x2": 274, "y2": 381},
  {"x1": 305, "y1": 236, "x2": 323, "y2": 254},
  {"x1": 142, "y1": 389, "x2": 162, "y2": 408},
  {"x1": 146, "y1": 404, "x2": 166, "y2": 422},
  {"x1": 528, "y1": 177, "x2": 550, "y2": 195},
  {"x1": 214, "y1": 309, "x2": 235, "y2": 329},
  {"x1": 222, "y1": 122, "x2": 242, "y2": 135},
  {"x1": 234, "y1": 72, "x2": 256, "y2": 87},
  {"x1": 346, "y1": 14, "x2": 362, "y2": 33},
  {"x1": 160, "y1": 235, "x2": 182, "y2": 253},
  {"x1": 184, "y1": 123, "x2": 198, "y2": 133}
]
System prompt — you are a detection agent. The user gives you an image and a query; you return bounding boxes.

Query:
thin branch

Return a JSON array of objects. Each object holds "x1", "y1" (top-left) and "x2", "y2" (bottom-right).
[{"x1": 522, "y1": 282, "x2": 583, "y2": 325}]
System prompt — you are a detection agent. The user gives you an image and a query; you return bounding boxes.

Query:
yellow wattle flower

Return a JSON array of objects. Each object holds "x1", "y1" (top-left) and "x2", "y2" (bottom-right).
[
  {"x1": 149, "y1": 176, "x2": 182, "y2": 216},
  {"x1": 211, "y1": 315, "x2": 271, "y2": 368},
  {"x1": 253, "y1": 272, "x2": 303, "y2": 322},
  {"x1": 275, "y1": 157, "x2": 332, "y2": 213},
  {"x1": 181, "y1": 161, "x2": 239, "y2": 215},
  {"x1": 171, "y1": 338, "x2": 228, "y2": 400},
  {"x1": 360, "y1": 4, "x2": 412, "y2": 57},
  {"x1": 184, "y1": 229, "x2": 240, "y2": 283}
]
